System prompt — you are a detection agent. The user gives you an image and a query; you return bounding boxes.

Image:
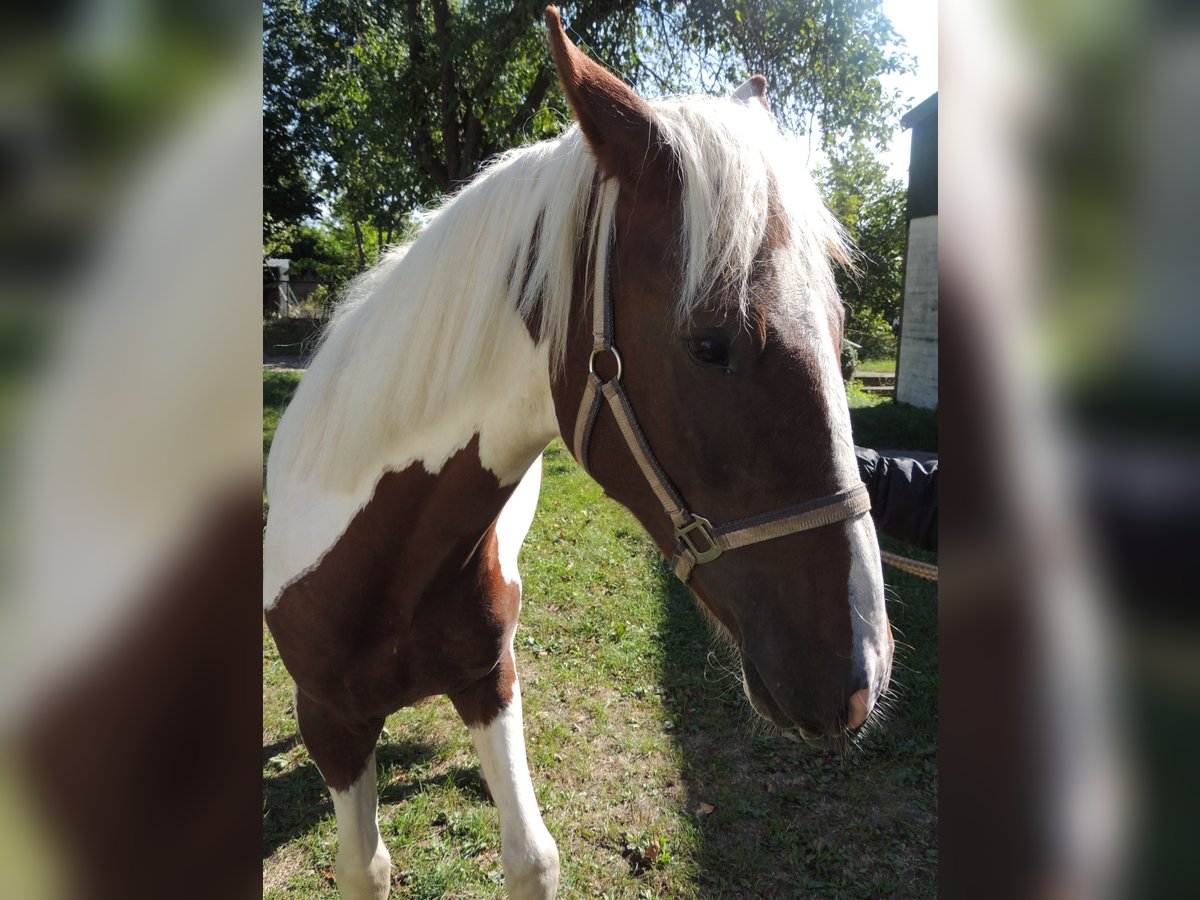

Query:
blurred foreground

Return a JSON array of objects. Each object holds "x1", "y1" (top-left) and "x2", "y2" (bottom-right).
[
  {"x1": 940, "y1": 1, "x2": 1200, "y2": 897},
  {"x1": 0, "y1": 1, "x2": 1195, "y2": 897},
  {"x1": 0, "y1": 4, "x2": 262, "y2": 899}
]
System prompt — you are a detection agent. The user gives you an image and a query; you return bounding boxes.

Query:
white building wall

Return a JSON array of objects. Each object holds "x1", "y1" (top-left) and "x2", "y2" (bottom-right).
[{"x1": 896, "y1": 215, "x2": 938, "y2": 410}]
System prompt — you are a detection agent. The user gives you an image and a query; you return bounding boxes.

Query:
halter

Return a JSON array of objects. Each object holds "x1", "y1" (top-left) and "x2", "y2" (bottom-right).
[{"x1": 570, "y1": 179, "x2": 871, "y2": 583}]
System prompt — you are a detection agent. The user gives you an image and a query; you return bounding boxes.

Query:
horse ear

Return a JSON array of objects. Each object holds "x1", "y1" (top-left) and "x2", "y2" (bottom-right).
[
  {"x1": 545, "y1": 6, "x2": 673, "y2": 196},
  {"x1": 731, "y1": 75, "x2": 771, "y2": 112}
]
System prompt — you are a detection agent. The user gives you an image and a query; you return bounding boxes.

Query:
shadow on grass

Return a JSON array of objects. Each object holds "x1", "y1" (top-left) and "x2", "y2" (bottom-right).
[
  {"x1": 849, "y1": 402, "x2": 938, "y2": 454},
  {"x1": 263, "y1": 317, "x2": 325, "y2": 359},
  {"x1": 262, "y1": 734, "x2": 301, "y2": 767},
  {"x1": 263, "y1": 739, "x2": 475, "y2": 858},
  {"x1": 648, "y1": 554, "x2": 939, "y2": 896}
]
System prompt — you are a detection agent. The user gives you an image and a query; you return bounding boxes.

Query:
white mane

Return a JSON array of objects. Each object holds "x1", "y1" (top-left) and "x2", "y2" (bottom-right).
[
  {"x1": 269, "y1": 95, "x2": 848, "y2": 489},
  {"x1": 650, "y1": 96, "x2": 850, "y2": 326}
]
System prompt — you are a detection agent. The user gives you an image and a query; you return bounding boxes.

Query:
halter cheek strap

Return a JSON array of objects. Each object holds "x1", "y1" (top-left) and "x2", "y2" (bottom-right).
[{"x1": 571, "y1": 179, "x2": 870, "y2": 583}]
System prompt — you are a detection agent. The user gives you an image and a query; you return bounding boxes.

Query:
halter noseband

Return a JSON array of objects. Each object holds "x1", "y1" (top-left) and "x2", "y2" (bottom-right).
[{"x1": 570, "y1": 179, "x2": 871, "y2": 583}]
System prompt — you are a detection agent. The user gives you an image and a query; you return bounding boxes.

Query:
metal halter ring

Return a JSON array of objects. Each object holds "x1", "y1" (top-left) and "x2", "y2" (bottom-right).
[
  {"x1": 674, "y1": 515, "x2": 723, "y2": 564},
  {"x1": 588, "y1": 345, "x2": 623, "y2": 382}
]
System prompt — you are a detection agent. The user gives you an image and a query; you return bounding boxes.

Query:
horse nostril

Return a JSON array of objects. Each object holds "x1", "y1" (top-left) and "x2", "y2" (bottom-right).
[{"x1": 847, "y1": 688, "x2": 871, "y2": 730}]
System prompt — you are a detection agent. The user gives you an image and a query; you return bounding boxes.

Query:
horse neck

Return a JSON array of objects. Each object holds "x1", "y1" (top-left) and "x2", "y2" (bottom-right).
[{"x1": 264, "y1": 267, "x2": 561, "y2": 611}]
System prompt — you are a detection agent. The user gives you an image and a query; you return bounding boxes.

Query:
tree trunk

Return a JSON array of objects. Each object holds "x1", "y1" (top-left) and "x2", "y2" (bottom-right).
[
  {"x1": 432, "y1": 0, "x2": 462, "y2": 183},
  {"x1": 352, "y1": 220, "x2": 366, "y2": 270}
]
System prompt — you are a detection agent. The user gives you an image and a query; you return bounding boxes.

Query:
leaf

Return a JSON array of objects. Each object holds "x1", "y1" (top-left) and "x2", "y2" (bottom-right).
[
  {"x1": 693, "y1": 801, "x2": 715, "y2": 816},
  {"x1": 265, "y1": 0, "x2": 913, "y2": 247}
]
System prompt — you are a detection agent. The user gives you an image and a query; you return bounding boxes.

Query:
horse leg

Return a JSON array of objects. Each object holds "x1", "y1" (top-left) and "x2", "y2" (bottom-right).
[
  {"x1": 295, "y1": 691, "x2": 391, "y2": 900},
  {"x1": 452, "y1": 652, "x2": 559, "y2": 899},
  {"x1": 453, "y1": 456, "x2": 558, "y2": 897}
]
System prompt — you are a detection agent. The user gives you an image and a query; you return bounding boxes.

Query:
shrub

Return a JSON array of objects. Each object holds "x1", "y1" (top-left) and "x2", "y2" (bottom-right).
[{"x1": 840, "y1": 342, "x2": 860, "y2": 380}]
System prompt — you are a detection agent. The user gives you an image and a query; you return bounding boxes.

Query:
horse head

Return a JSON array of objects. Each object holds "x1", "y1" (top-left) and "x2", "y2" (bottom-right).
[{"x1": 545, "y1": 7, "x2": 893, "y2": 748}]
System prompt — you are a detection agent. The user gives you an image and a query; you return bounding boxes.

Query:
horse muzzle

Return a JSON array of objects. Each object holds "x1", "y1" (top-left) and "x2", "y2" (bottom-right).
[{"x1": 740, "y1": 647, "x2": 890, "y2": 748}]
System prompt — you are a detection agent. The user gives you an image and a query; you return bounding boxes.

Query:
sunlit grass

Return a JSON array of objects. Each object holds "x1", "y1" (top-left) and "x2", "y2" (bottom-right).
[{"x1": 855, "y1": 357, "x2": 896, "y2": 373}]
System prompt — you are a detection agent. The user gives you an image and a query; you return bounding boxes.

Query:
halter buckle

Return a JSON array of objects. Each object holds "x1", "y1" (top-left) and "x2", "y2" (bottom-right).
[
  {"x1": 588, "y1": 345, "x2": 623, "y2": 383},
  {"x1": 674, "y1": 515, "x2": 722, "y2": 564}
]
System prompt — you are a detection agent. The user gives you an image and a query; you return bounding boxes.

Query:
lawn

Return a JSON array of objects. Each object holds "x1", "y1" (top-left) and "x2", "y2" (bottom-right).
[
  {"x1": 847, "y1": 388, "x2": 938, "y2": 455},
  {"x1": 263, "y1": 370, "x2": 937, "y2": 898},
  {"x1": 854, "y1": 358, "x2": 896, "y2": 374},
  {"x1": 844, "y1": 357, "x2": 937, "y2": 456}
]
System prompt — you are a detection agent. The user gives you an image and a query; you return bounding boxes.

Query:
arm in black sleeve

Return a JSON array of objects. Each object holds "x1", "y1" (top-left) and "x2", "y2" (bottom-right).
[{"x1": 855, "y1": 447, "x2": 939, "y2": 552}]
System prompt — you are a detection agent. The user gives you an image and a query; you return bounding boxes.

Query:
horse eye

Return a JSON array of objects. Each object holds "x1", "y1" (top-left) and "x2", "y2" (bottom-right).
[{"x1": 686, "y1": 336, "x2": 731, "y2": 369}]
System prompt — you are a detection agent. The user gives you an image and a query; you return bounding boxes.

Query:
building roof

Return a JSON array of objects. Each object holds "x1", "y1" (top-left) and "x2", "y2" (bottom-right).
[
  {"x1": 901, "y1": 92, "x2": 938, "y2": 130},
  {"x1": 901, "y1": 91, "x2": 937, "y2": 220}
]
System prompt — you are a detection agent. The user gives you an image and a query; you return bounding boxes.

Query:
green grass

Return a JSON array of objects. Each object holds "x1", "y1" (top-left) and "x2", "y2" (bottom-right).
[
  {"x1": 855, "y1": 358, "x2": 896, "y2": 374},
  {"x1": 845, "y1": 359, "x2": 938, "y2": 455},
  {"x1": 264, "y1": 370, "x2": 301, "y2": 462},
  {"x1": 845, "y1": 379, "x2": 884, "y2": 410},
  {"x1": 263, "y1": 371, "x2": 937, "y2": 898}
]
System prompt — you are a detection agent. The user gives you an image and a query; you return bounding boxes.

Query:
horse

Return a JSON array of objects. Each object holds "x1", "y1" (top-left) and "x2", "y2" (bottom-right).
[{"x1": 263, "y1": 8, "x2": 892, "y2": 898}]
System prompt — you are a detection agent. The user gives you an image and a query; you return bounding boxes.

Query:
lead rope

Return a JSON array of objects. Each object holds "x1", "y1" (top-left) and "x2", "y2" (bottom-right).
[
  {"x1": 571, "y1": 178, "x2": 872, "y2": 583},
  {"x1": 880, "y1": 550, "x2": 939, "y2": 581}
]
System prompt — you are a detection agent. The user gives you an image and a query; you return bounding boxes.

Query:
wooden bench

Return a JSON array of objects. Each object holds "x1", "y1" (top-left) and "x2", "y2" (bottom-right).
[{"x1": 852, "y1": 370, "x2": 896, "y2": 395}]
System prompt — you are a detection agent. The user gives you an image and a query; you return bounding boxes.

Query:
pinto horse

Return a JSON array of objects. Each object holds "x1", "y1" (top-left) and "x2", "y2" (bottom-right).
[{"x1": 264, "y1": 8, "x2": 892, "y2": 898}]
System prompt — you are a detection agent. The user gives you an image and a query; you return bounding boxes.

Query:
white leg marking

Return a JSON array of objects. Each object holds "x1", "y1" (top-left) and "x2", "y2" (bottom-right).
[
  {"x1": 329, "y1": 752, "x2": 391, "y2": 900},
  {"x1": 469, "y1": 679, "x2": 560, "y2": 899}
]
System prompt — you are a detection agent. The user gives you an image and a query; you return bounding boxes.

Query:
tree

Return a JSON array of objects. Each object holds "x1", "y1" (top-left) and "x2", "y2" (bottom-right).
[
  {"x1": 264, "y1": 0, "x2": 645, "y2": 256},
  {"x1": 817, "y1": 141, "x2": 906, "y2": 361},
  {"x1": 264, "y1": 1, "x2": 914, "y2": 273},
  {"x1": 648, "y1": 0, "x2": 913, "y2": 152},
  {"x1": 264, "y1": 0, "x2": 321, "y2": 243}
]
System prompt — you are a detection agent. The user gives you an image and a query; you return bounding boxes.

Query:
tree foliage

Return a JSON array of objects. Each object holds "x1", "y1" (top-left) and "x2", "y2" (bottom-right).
[
  {"x1": 817, "y1": 142, "x2": 906, "y2": 360},
  {"x1": 646, "y1": 0, "x2": 912, "y2": 149},
  {"x1": 264, "y1": 0, "x2": 645, "y2": 252},
  {"x1": 264, "y1": 0, "x2": 914, "y2": 298}
]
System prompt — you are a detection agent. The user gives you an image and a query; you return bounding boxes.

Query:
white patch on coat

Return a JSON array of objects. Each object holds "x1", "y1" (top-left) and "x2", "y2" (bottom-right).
[
  {"x1": 809, "y1": 271, "x2": 891, "y2": 713},
  {"x1": 771, "y1": 245, "x2": 891, "y2": 716},
  {"x1": 468, "y1": 676, "x2": 560, "y2": 899},
  {"x1": 496, "y1": 457, "x2": 543, "y2": 588},
  {"x1": 262, "y1": 305, "x2": 556, "y2": 608},
  {"x1": 803, "y1": 252, "x2": 891, "y2": 709},
  {"x1": 846, "y1": 512, "x2": 891, "y2": 704}
]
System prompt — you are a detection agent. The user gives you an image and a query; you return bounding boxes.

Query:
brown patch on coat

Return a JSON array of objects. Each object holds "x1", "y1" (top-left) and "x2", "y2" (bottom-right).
[
  {"x1": 265, "y1": 436, "x2": 522, "y2": 791},
  {"x1": 762, "y1": 172, "x2": 792, "y2": 252},
  {"x1": 513, "y1": 210, "x2": 546, "y2": 344}
]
